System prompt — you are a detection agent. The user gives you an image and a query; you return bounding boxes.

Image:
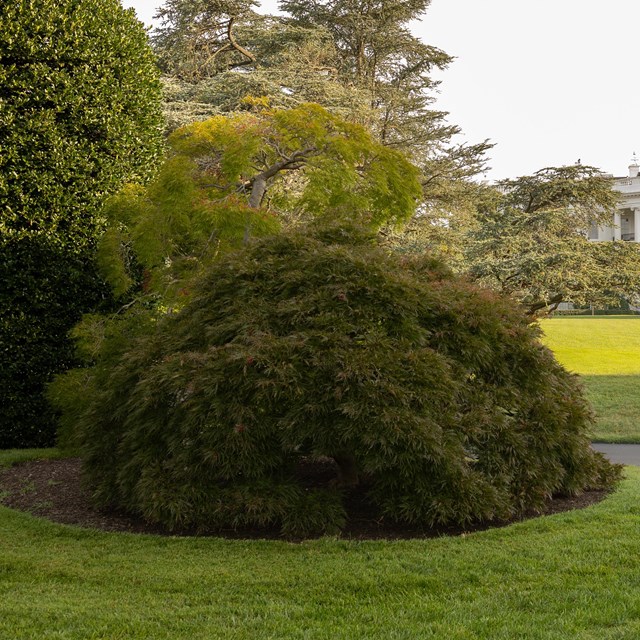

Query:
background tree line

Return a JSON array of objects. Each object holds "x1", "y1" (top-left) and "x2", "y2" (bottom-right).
[{"x1": 151, "y1": 0, "x2": 640, "y2": 315}]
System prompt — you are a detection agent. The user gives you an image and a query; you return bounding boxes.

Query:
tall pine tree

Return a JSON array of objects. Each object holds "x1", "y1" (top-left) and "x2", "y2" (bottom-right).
[{"x1": 280, "y1": 1, "x2": 491, "y2": 211}]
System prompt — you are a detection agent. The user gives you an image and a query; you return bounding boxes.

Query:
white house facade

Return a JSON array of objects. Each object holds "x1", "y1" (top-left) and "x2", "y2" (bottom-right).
[{"x1": 589, "y1": 157, "x2": 640, "y2": 241}]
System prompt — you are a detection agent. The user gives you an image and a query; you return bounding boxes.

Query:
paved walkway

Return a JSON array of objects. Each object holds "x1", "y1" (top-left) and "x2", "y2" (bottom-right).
[{"x1": 592, "y1": 443, "x2": 640, "y2": 466}]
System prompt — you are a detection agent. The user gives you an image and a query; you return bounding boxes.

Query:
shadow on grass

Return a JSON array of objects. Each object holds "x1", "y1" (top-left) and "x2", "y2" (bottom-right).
[{"x1": 582, "y1": 374, "x2": 640, "y2": 443}]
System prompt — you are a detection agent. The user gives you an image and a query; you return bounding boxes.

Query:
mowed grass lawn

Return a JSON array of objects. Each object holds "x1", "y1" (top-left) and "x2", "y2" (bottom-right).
[
  {"x1": 0, "y1": 448, "x2": 639, "y2": 640},
  {"x1": 540, "y1": 316, "x2": 640, "y2": 442}
]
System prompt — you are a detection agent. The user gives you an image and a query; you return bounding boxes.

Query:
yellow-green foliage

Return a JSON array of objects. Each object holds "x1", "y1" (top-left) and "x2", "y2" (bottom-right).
[
  {"x1": 169, "y1": 115, "x2": 264, "y2": 185},
  {"x1": 97, "y1": 147, "x2": 279, "y2": 303},
  {"x1": 168, "y1": 103, "x2": 421, "y2": 225},
  {"x1": 274, "y1": 104, "x2": 422, "y2": 227},
  {"x1": 96, "y1": 103, "x2": 421, "y2": 304}
]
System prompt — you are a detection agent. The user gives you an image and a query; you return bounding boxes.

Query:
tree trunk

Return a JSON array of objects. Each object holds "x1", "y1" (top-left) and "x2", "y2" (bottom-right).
[
  {"x1": 333, "y1": 453, "x2": 359, "y2": 487},
  {"x1": 248, "y1": 175, "x2": 268, "y2": 209},
  {"x1": 526, "y1": 293, "x2": 563, "y2": 316}
]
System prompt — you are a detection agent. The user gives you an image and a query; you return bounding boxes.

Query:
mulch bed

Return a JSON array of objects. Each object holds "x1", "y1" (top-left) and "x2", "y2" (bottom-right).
[{"x1": 0, "y1": 458, "x2": 611, "y2": 541}]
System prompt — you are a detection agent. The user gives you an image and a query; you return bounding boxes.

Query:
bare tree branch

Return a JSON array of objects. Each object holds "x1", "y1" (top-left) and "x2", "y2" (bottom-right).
[
  {"x1": 246, "y1": 146, "x2": 317, "y2": 208},
  {"x1": 526, "y1": 294, "x2": 564, "y2": 316},
  {"x1": 226, "y1": 17, "x2": 256, "y2": 65}
]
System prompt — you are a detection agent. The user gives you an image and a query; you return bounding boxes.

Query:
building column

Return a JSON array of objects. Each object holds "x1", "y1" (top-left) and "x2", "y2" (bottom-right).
[
  {"x1": 614, "y1": 211, "x2": 622, "y2": 240},
  {"x1": 634, "y1": 208, "x2": 640, "y2": 242}
]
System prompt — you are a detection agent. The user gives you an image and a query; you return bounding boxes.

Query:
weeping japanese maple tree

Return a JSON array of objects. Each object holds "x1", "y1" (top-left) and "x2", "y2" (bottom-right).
[{"x1": 52, "y1": 225, "x2": 620, "y2": 536}]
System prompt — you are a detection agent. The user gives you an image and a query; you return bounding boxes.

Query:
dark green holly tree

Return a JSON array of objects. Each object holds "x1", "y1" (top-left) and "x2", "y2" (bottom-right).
[{"x1": 0, "y1": 0, "x2": 164, "y2": 447}]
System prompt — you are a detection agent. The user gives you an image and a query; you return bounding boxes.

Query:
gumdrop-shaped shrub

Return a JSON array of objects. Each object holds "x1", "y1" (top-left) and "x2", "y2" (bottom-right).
[{"x1": 61, "y1": 226, "x2": 620, "y2": 536}]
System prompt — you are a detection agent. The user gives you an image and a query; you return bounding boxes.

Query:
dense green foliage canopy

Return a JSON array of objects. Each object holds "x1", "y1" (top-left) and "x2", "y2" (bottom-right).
[
  {"x1": 51, "y1": 227, "x2": 619, "y2": 536},
  {"x1": 94, "y1": 104, "x2": 422, "y2": 304},
  {"x1": 0, "y1": 0, "x2": 164, "y2": 447},
  {"x1": 57, "y1": 104, "x2": 422, "y2": 437},
  {"x1": 465, "y1": 165, "x2": 640, "y2": 315},
  {"x1": 154, "y1": 0, "x2": 259, "y2": 80},
  {"x1": 152, "y1": 0, "x2": 490, "y2": 217},
  {"x1": 153, "y1": 0, "x2": 369, "y2": 121}
]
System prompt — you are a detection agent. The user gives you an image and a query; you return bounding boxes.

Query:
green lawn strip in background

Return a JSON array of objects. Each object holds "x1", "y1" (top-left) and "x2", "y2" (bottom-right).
[
  {"x1": 0, "y1": 448, "x2": 638, "y2": 639},
  {"x1": 540, "y1": 316, "x2": 640, "y2": 375},
  {"x1": 540, "y1": 317, "x2": 640, "y2": 443},
  {"x1": 581, "y1": 375, "x2": 640, "y2": 443},
  {"x1": 0, "y1": 448, "x2": 67, "y2": 468}
]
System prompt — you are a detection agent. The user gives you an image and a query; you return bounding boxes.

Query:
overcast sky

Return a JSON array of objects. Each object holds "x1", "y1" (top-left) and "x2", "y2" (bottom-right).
[{"x1": 122, "y1": 0, "x2": 640, "y2": 180}]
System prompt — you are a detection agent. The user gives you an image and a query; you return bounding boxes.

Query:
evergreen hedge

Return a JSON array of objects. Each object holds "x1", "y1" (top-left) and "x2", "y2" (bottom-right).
[
  {"x1": 0, "y1": 0, "x2": 164, "y2": 447},
  {"x1": 54, "y1": 227, "x2": 620, "y2": 535}
]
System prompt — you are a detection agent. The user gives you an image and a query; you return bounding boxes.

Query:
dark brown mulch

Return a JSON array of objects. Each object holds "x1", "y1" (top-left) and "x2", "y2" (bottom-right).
[{"x1": 0, "y1": 458, "x2": 611, "y2": 541}]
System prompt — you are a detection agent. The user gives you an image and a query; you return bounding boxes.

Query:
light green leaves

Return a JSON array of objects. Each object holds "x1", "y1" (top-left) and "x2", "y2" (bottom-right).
[{"x1": 96, "y1": 104, "x2": 421, "y2": 306}]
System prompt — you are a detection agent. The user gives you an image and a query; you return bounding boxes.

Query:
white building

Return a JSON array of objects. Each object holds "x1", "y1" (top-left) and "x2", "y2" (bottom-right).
[{"x1": 589, "y1": 156, "x2": 640, "y2": 241}]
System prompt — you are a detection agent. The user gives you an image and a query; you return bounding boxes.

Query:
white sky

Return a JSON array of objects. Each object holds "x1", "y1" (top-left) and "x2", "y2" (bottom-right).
[{"x1": 122, "y1": 0, "x2": 640, "y2": 180}]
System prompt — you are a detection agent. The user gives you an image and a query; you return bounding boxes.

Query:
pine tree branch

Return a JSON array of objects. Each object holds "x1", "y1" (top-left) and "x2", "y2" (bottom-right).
[{"x1": 226, "y1": 17, "x2": 256, "y2": 65}]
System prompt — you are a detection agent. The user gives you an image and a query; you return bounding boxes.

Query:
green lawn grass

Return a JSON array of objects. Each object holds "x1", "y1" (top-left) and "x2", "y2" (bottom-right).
[
  {"x1": 540, "y1": 316, "x2": 640, "y2": 442},
  {"x1": 2, "y1": 320, "x2": 637, "y2": 638},
  {"x1": 0, "y1": 449, "x2": 639, "y2": 639},
  {"x1": 0, "y1": 448, "x2": 67, "y2": 468}
]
